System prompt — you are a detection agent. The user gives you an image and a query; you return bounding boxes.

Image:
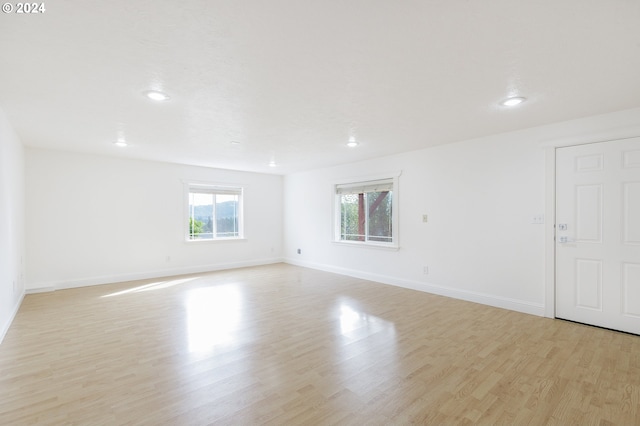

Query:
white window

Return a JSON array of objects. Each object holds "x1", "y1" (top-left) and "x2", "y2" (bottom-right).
[
  {"x1": 334, "y1": 174, "x2": 399, "y2": 248},
  {"x1": 186, "y1": 183, "x2": 243, "y2": 241}
]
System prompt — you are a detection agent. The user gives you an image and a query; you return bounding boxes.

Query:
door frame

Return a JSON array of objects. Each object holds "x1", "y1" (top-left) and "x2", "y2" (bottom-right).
[{"x1": 543, "y1": 135, "x2": 640, "y2": 319}]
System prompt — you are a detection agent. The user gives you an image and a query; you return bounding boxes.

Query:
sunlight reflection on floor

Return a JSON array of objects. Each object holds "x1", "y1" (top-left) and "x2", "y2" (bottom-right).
[
  {"x1": 338, "y1": 298, "x2": 394, "y2": 337},
  {"x1": 185, "y1": 284, "x2": 243, "y2": 355},
  {"x1": 101, "y1": 277, "x2": 199, "y2": 298}
]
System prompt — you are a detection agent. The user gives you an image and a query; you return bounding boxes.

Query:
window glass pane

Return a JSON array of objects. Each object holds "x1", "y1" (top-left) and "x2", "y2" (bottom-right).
[
  {"x1": 336, "y1": 178, "x2": 395, "y2": 246},
  {"x1": 189, "y1": 193, "x2": 214, "y2": 240},
  {"x1": 215, "y1": 194, "x2": 239, "y2": 238},
  {"x1": 187, "y1": 185, "x2": 243, "y2": 241},
  {"x1": 340, "y1": 193, "x2": 363, "y2": 241},
  {"x1": 367, "y1": 191, "x2": 392, "y2": 242}
]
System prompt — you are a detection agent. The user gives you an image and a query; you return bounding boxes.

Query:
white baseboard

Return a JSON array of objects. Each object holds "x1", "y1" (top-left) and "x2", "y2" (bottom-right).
[
  {"x1": 26, "y1": 257, "x2": 283, "y2": 294},
  {"x1": 0, "y1": 291, "x2": 25, "y2": 344},
  {"x1": 24, "y1": 256, "x2": 545, "y2": 317},
  {"x1": 285, "y1": 258, "x2": 545, "y2": 317}
]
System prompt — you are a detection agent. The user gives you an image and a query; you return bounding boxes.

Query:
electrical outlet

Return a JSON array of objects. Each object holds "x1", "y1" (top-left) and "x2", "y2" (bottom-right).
[
  {"x1": 422, "y1": 214, "x2": 428, "y2": 223},
  {"x1": 423, "y1": 266, "x2": 429, "y2": 275},
  {"x1": 297, "y1": 248, "x2": 301, "y2": 254}
]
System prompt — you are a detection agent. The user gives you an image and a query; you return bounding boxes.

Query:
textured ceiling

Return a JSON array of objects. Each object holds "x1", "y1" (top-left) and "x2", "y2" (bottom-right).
[{"x1": 1, "y1": 0, "x2": 639, "y2": 174}]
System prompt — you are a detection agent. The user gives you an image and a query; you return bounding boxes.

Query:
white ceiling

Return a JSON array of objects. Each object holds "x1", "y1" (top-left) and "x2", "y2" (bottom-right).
[{"x1": 1, "y1": 1, "x2": 639, "y2": 175}]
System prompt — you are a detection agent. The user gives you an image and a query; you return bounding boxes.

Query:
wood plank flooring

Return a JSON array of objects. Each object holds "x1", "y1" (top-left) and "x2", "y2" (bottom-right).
[{"x1": 1, "y1": 263, "x2": 639, "y2": 425}]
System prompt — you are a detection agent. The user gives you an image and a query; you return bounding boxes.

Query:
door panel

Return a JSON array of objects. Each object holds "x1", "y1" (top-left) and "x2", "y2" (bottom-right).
[
  {"x1": 623, "y1": 149, "x2": 640, "y2": 168},
  {"x1": 622, "y1": 262, "x2": 640, "y2": 317},
  {"x1": 575, "y1": 184, "x2": 602, "y2": 242},
  {"x1": 575, "y1": 259, "x2": 602, "y2": 310},
  {"x1": 623, "y1": 182, "x2": 640, "y2": 244},
  {"x1": 556, "y1": 137, "x2": 640, "y2": 334}
]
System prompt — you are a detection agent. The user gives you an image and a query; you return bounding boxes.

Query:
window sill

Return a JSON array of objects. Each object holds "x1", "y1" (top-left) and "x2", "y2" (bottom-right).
[
  {"x1": 184, "y1": 238, "x2": 248, "y2": 244},
  {"x1": 332, "y1": 240, "x2": 399, "y2": 251}
]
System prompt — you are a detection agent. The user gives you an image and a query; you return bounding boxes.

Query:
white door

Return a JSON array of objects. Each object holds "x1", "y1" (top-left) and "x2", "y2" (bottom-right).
[{"x1": 556, "y1": 137, "x2": 640, "y2": 334}]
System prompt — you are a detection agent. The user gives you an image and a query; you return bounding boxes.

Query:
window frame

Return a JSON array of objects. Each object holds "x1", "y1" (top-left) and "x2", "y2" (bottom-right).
[
  {"x1": 184, "y1": 181, "x2": 245, "y2": 242},
  {"x1": 333, "y1": 172, "x2": 400, "y2": 250}
]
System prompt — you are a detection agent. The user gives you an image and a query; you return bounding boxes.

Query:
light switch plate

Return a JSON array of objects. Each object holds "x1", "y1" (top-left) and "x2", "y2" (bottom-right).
[{"x1": 532, "y1": 215, "x2": 545, "y2": 224}]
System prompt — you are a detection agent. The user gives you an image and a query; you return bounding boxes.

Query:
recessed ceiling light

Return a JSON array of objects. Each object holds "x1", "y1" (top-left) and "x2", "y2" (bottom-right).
[
  {"x1": 113, "y1": 139, "x2": 128, "y2": 147},
  {"x1": 500, "y1": 96, "x2": 526, "y2": 107},
  {"x1": 230, "y1": 141, "x2": 241, "y2": 145},
  {"x1": 268, "y1": 161, "x2": 277, "y2": 167},
  {"x1": 347, "y1": 136, "x2": 359, "y2": 147},
  {"x1": 143, "y1": 90, "x2": 170, "y2": 101}
]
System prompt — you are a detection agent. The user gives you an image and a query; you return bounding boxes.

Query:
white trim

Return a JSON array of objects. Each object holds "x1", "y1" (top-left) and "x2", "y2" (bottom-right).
[
  {"x1": 332, "y1": 240, "x2": 399, "y2": 251},
  {"x1": 285, "y1": 258, "x2": 545, "y2": 317},
  {"x1": 189, "y1": 186, "x2": 242, "y2": 195},
  {"x1": 538, "y1": 130, "x2": 640, "y2": 149},
  {"x1": 183, "y1": 238, "x2": 248, "y2": 245},
  {"x1": 333, "y1": 171, "x2": 400, "y2": 248},
  {"x1": 542, "y1": 135, "x2": 640, "y2": 320},
  {"x1": 544, "y1": 147, "x2": 556, "y2": 318},
  {"x1": 25, "y1": 258, "x2": 283, "y2": 294},
  {"x1": 0, "y1": 292, "x2": 25, "y2": 344},
  {"x1": 184, "y1": 181, "x2": 245, "y2": 242},
  {"x1": 336, "y1": 179, "x2": 393, "y2": 194}
]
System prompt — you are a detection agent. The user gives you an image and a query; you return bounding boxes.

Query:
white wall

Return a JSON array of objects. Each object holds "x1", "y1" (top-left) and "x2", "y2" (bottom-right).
[
  {"x1": 15, "y1": 106, "x2": 640, "y2": 318},
  {"x1": 0, "y1": 107, "x2": 25, "y2": 342},
  {"x1": 26, "y1": 148, "x2": 283, "y2": 291},
  {"x1": 284, "y1": 108, "x2": 640, "y2": 316}
]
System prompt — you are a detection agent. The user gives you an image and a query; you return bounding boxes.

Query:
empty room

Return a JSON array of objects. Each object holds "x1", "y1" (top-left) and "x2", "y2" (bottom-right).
[{"x1": 1, "y1": 1, "x2": 640, "y2": 424}]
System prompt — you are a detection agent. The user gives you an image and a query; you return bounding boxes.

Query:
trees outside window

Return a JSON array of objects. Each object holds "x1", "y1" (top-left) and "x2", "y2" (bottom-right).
[
  {"x1": 335, "y1": 177, "x2": 397, "y2": 247},
  {"x1": 187, "y1": 184, "x2": 243, "y2": 241}
]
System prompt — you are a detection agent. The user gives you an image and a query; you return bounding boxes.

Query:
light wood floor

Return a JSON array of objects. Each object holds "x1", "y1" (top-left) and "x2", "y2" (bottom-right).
[{"x1": 1, "y1": 264, "x2": 639, "y2": 425}]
